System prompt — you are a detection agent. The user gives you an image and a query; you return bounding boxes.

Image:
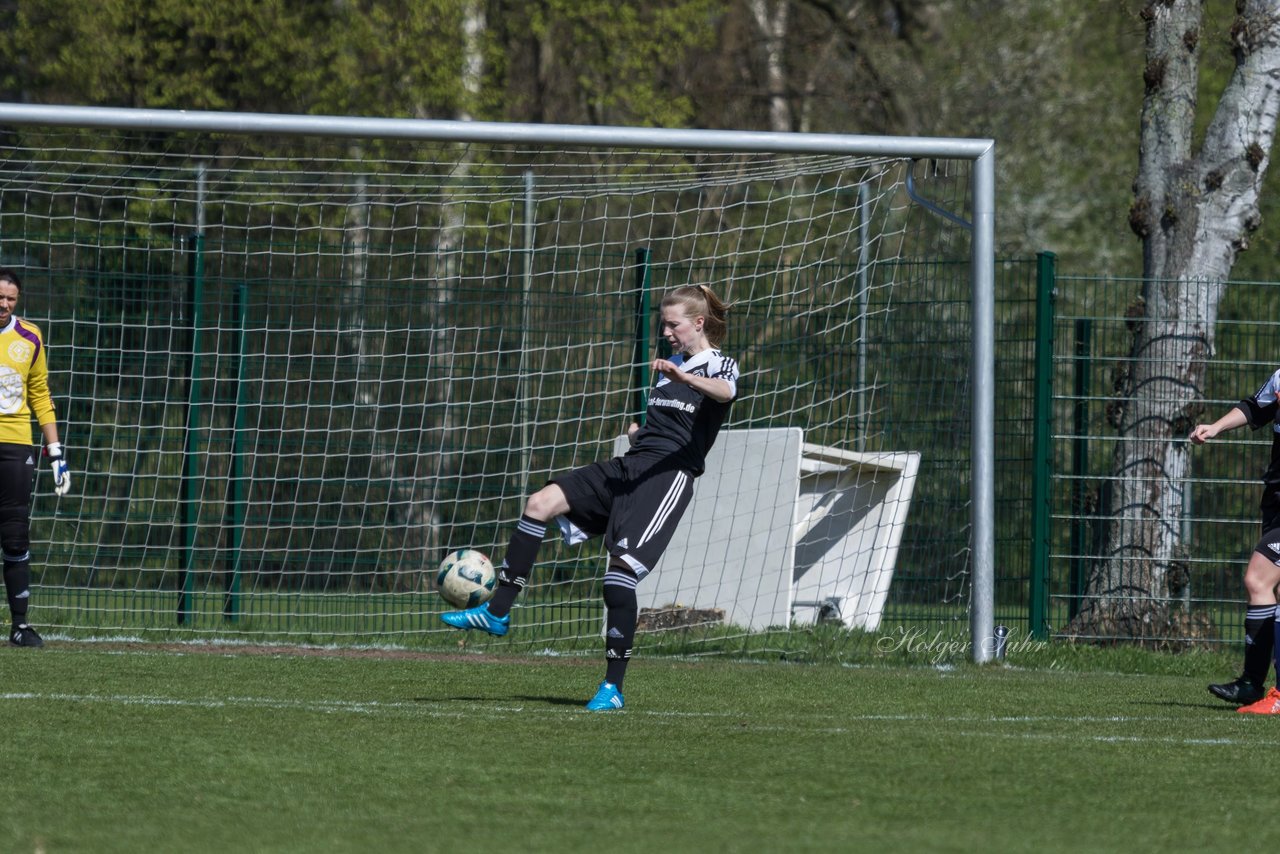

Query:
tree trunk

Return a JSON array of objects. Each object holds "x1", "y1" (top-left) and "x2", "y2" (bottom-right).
[
  {"x1": 407, "y1": 0, "x2": 489, "y2": 589},
  {"x1": 749, "y1": 0, "x2": 792, "y2": 133},
  {"x1": 1068, "y1": 0, "x2": 1280, "y2": 640}
]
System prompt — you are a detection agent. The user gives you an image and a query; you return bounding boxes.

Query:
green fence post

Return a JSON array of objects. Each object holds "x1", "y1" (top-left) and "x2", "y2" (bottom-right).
[
  {"x1": 633, "y1": 248, "x2": 652, "y2": 424},
  {"x1": 1069, "y1": 318, "x2": 1092, "y2": 620},
  {"x1": 224, "y1": 281, "x2": 247, "y2": 622},
  {"x1": 178, "y1": 232, "x2": 205, "y2": 625},
  {"x1": 1029, "y1": 251, "x2": 1056, "y2": 639}
]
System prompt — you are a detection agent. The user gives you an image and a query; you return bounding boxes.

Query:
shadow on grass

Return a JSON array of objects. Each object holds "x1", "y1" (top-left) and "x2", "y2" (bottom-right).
[
  {"x1": 1132, "y1": 699, "x2": 1241, "y2": 712},
  {"x1": 508, "y1": 694, "x2": 588, "y2": 707},
  {"x1": 409, "y1": 694, "x2": 585, "y2": 707}
]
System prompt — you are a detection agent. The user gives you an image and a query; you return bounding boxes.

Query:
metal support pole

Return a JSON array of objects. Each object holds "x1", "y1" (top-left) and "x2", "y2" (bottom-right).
[
  {"x1": 1069, "y1": 319, "x2": 1093, "y2": 620},
  {"x1": 856, "y1": 182, "x2": 870, "y2": 451},
  {"x1": 519, "y1": 170, "x2": 535, "y2": 495},
  {"x1": 633, "y1": 248, "x2": 652, "y2": 424},
  {"x1": 225, "y1": 282, "x2": 248, "y2": 622},
  {"x1": 1029, "y1": 252, "x2": 1057, "y2": 640},
  {"x1": 178, "y1": 232, "x2": 205, "y2": 625}
]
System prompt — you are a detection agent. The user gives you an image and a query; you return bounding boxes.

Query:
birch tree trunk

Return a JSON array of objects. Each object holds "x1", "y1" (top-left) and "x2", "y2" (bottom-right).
[
  {"x1": 412, "y1": 0, "x2": 488, "y2": 589},
  {"x1": 1068, "y1": 0, "x2": 1280, "y2": 639},
  {"x1": 748, "y1": 0, "x2": 792, "y2": 132}
]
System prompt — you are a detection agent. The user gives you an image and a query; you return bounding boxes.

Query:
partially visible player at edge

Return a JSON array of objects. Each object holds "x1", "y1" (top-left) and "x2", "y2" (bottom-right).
[
  {"x1": 0, "y1": 268, "x2": 70, "y2": 648},
  {"x1": 1191, "y1": 370, "x2": 1280, "y2": 713},
  {"x1": 441, "y1": 284, "x2": 739, "y2": 711}
]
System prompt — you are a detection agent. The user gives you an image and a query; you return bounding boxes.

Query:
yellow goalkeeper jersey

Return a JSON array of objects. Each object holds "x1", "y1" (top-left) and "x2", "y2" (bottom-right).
[{"x1": 0, "y1": 317, "x2": 55, "y2": 446}]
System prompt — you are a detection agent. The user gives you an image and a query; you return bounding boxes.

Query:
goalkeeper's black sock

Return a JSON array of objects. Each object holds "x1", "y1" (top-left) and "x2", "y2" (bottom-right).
[
  {"x1": 1243, "y1": 604, "x2": 1276, "y2": 687},
  {"x1": 487, "y1": 515, "x2": 545, "y2": 618},
  {"x1": 602, "y1": 567, "x2": 638, "y2": 690},
  {"x1": 3, "y1": 551, "x2": 31, "y2": 624}
]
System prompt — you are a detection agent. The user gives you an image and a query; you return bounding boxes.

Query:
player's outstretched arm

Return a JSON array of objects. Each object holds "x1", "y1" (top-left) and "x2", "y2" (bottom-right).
[{"x1": 1189, "y1": 407, "x2": 1248, "y2": 445}]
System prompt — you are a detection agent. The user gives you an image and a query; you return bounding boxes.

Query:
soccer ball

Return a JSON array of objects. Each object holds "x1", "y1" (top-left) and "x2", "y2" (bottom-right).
[{"x1": 436, "y1": 548, "x2": 497, "y2": 609}]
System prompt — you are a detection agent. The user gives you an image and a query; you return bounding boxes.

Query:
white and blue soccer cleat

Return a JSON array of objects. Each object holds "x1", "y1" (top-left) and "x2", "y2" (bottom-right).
[
  {"x1": 585, "y1": 681, "x2": 624, "y2": 711},
  {"x1": 439, "y1": 602, "x2": 509, "y2": 637}
]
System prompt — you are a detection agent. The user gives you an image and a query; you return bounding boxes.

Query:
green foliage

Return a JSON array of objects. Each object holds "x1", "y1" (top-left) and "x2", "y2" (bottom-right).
[
  {"x1": 913, "y1": 1, "x2": 1144, "y2": 273},
  {"x1": 540, "y1": 0, "x2": 717, "y2": 126},
  {"x1": 11, "y1": 0, "x2": 339, "y2": 111},
  {"x1": 320, "y1": 0, "x2": 478, "y2": 119},
  {"x1": 6, "y1": 0, "x2": 721, "y2": 128},
  {"x1": 8, "y1": 0, "x2": 1280, "y2": 288}
]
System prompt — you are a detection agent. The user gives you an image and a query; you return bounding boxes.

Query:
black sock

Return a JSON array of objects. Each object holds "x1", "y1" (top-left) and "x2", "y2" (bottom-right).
[
  {"x1": 1273, "y1": 613, "x2": 1280, "y2": 690},
  {"x1": 487, "y1": 515, "x2": 545, "y2": 618},
  {"x1": 1243, "y1": 605, "x2": 1276, "y2": 686},
  {"x1": 3, "y1": 550, "x2": 31, "y2": 625},
  {"x1": 602, "y1": 567, "x2": 638, "y2": 690}
]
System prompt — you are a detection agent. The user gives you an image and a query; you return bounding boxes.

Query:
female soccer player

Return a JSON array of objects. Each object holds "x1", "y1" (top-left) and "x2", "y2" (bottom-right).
[
  {"x1": 1191, "y1": 370, "x2": 1280, "y2": 712},
  {"x1": 0, "y1": 268, "x2": 70, "y2": 648},
  {"x1": 442, "y1": 284, "x2": 739, "y2": 711}
]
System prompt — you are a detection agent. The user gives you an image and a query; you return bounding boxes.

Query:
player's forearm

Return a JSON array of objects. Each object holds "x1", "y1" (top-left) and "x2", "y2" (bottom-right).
[
  {"x1": 1212, "y1": 407, "x2": 1249, "y2": 433},
  {"x1": 1190, "y1": 406, "x2": 1249, "y2": 444}
]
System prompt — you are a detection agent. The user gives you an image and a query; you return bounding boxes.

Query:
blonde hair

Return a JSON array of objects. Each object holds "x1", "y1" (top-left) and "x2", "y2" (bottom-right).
[{"x1": 661, "y1": 284, "x2": 730, "y2": 347}]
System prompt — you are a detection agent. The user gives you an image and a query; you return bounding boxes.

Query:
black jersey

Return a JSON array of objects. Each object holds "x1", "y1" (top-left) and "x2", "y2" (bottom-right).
[
  {"x1": 1235, "y1": 369, "x2": 1280, "y2": 499},
  {"x1": 627, "y1": 348, "x2": 739, "y2": 476}
]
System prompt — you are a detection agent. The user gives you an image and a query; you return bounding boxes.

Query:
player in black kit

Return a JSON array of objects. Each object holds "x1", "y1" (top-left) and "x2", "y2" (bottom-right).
[
  {"x1": 442, "y1": 284, "x2": 739, "y2": 711},
  {"x1": 1191, "y1": 371, "x2": 1280, "y2": 712}
]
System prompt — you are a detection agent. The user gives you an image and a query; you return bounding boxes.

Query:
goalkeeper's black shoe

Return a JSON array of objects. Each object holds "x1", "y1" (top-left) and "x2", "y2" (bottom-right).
[
  {"x1": 9, "y1": 623, "x2": 43, "y2": 648},
  {"x1": 1208, "y1": 675, "x2": 1264, "y2": 705}
]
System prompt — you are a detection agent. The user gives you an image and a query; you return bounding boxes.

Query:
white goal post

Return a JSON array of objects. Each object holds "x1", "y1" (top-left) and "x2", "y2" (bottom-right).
[{"x1": 0, "y1": 103, "x2": 996, "y2": 661}]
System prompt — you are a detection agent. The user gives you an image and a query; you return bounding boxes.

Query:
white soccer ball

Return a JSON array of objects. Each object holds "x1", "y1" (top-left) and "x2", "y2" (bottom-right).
[{"x1": 436, "y1": 548, "x2": 497, "y2": 609}]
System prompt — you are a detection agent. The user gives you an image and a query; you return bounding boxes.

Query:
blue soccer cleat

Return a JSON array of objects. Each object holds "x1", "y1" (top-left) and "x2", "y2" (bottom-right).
[
  {"x1": 440, "y1": 602, "x2": 509, "y2": 637},
  {"x1": 585, "y1": 681, "x2": 624, "y2": 711}
]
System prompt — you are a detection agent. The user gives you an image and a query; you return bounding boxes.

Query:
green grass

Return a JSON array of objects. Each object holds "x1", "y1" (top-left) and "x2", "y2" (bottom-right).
[{"x1": 0, "y1": 640, "x2": 1268, "y2": 853}]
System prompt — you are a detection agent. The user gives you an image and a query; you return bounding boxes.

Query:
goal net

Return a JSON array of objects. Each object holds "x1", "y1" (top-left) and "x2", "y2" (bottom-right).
[{"x1": 0, "y1": 108, "x2": 992, "y2": 655}]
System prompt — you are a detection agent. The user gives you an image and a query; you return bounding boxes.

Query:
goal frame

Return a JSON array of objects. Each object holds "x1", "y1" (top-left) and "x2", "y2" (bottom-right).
[{"x1": 0, "y1": 102, "x2": 997, "y2": 663}]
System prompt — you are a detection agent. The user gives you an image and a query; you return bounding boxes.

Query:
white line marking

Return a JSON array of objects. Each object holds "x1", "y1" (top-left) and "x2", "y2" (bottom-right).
[
  {"x1": 950, "y1": 730, "x2": 1244, "y2": 746},
  {"x1": 0, "y1": 691, "x2": 1261, "y2": 746}
]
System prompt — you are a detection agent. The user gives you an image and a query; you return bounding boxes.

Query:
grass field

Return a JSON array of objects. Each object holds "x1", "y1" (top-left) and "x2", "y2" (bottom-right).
[{"x1": 1, "y1": 638, "x2": 1270, "y2": 853}]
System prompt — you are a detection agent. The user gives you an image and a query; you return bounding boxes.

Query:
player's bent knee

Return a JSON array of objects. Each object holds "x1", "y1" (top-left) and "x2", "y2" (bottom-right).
[
  {"x1": 523, "y1": 493, "x2": 551, "y2": 520},
  {"x1": 1247, "y1": 570, "x2": 1280, "y2": 599},
  {"x1": 1245, "y1": 548, "x2": 1280, "y2": 599},
  {"x1": 524, "y1": 485, "x2": 568, "y2": 521}
]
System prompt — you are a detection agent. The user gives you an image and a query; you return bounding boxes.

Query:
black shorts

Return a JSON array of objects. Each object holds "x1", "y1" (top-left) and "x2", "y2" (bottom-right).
[
  {"x1": 1257, "y1": 527, "x2": 1280, "y2": 565},
  {"x1": 1263, "y1": 490, "x2": 1280, "y2": 532},
  {"x1": 551, "y1": 455, "x2": 694, "y2": 581}
]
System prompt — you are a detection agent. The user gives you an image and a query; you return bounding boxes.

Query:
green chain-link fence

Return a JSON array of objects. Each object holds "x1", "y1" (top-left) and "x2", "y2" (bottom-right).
[{"x1": 1041, "y1": 266, "x2": 1280, "y2": 645}]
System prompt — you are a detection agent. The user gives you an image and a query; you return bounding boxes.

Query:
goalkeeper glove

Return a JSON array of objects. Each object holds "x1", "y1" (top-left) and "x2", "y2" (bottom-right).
[{"x1": 45, "y1": 441, "x2": 70, "y2": 496}]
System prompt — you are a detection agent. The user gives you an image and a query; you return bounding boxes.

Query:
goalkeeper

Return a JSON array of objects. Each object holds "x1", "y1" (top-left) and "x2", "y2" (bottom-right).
[
  {"x1": 442, "y1": 284, "x2": 738, "y2": 711},
  {"x1": 0, "y1": 268, "x2": 69, "y2": 648}
]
